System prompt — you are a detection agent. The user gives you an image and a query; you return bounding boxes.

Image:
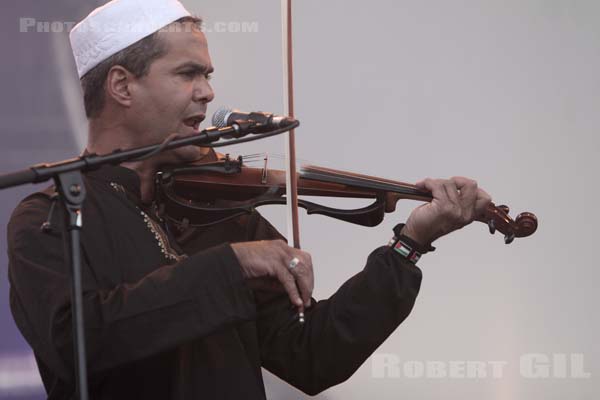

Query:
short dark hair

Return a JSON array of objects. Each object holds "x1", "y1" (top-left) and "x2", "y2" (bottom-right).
[{"x1": 80, "y1": 16, "x2": 202, "y2": 118}]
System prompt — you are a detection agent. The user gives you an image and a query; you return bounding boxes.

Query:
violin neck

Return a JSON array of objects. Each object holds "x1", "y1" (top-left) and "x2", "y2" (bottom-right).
[{"x1": 300, "y1": 165, "x2": 433, "y2": 201}]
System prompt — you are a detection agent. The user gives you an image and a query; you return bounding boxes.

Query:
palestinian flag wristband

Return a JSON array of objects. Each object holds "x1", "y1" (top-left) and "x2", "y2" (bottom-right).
[{"x1": 387, "y1": 223, "x2": 435, "y2": 265}]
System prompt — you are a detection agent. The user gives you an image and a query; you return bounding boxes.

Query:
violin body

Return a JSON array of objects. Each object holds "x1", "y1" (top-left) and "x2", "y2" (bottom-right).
[
  {"x1": 154, "y1": 154, "x2": 538, "y2": 244},
  {"x1": 155, "y1": 155, "x2": 389, "y2": 228}
]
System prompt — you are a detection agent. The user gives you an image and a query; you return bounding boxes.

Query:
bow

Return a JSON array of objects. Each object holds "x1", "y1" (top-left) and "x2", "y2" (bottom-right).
[
  {"x1": 282, "y1": 0, "x2": 300, "y2": 249},
  {"x1": 281, "y1": 0, "x2": 304, "y2": 322}
]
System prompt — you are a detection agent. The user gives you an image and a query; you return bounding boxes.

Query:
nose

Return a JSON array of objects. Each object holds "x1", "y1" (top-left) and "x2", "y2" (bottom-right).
[{"x1": 193, "y1": 79, "x2": 214, "y2": 104}]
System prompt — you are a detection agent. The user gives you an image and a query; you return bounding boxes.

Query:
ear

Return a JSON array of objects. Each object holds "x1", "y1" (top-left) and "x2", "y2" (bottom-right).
[{"x1": 106, "y1": 65, "x2": 133, "y2": 108}]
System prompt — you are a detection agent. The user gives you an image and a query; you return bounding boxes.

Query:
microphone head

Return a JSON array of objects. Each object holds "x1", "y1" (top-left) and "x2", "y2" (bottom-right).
[{"x1": 212, "y1": 107, "x2": 233, "y2": 128}]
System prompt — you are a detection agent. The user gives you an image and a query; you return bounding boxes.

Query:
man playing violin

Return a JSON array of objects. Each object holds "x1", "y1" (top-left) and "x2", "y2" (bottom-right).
[{"x1": 6, "y1": 1, "x2": 492, "y2": 399}]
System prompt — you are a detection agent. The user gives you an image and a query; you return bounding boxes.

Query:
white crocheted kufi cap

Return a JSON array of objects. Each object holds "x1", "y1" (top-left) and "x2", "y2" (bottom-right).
[{"x1": 69, "y1": 0, "x2": 191, "y2": 78}]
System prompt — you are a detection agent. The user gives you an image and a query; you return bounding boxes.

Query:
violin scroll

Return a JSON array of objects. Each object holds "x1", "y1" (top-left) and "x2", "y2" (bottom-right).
[{"x1": 484, "y1": 204, "x2": 538, "y2": 244}]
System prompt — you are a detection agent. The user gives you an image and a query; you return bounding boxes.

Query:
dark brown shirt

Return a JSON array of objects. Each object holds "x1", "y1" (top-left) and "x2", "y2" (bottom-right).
[{"x1": 7, "y1": 164, "x2": 422, "y2": 399}]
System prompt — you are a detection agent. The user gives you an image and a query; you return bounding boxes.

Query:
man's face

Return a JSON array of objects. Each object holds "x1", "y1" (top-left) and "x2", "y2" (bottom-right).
[{"x1": 127, "y1": 22, "x2": 215, "y2": 163}]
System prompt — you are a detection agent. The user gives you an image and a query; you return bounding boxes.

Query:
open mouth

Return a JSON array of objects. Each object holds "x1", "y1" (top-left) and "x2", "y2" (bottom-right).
[{"x1": 183, "y1": 115, "x2": 205, "y2": 131}]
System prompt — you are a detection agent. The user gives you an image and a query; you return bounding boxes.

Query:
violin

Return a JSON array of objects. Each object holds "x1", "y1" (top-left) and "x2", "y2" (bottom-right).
[{"x1": 154, "y1": 152, "x2": 538, "y2": 245}]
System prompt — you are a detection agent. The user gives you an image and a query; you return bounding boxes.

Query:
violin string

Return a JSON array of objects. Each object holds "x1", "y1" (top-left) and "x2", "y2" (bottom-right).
[
  {"x1": 260, "y1": 153, "x2": 313, "y2": 165},
  {"x1": 237, "y1": 153, "x2": 425, "y2": 197},
  {"x1": 237, "y1": 153, "x2": 428, "y2": 197},
  {"x1": 241, "y1": 156, "x2": 265, "y2": 162},
  {"x1": 300, "y1": 167, "x2": 431, "y2": 198},
  {"x1": 301, "y1": 166, "x2": 398, "y2": 189},
  {"x1": 320, "y1": 166, "x2": 427, "y2": 193},
  {"x1": 241, "y1": 153, "x2": 267, "y2": 159},
  {"x1": 240, "y1": 153, "x2": 313, "y2": 166},
  {"x1": 304, "y1": 165, "x2": 419, "y2": 190},
  {"x1": 238, "y1": 154, "x2": 427, "y2": 197},
  {"x1": 335, "y1": 171, "x2": 426, "y2": 196}
]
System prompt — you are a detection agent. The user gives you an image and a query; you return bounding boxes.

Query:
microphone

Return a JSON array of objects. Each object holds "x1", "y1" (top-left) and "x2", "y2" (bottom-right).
[{"x1": 211, "y1": 107, "x2": 297, "y2": 132}]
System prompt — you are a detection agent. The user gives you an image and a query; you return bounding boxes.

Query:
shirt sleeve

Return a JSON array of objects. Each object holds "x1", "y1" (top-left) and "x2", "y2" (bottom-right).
[
  {"x1": 7, "y1": 194, "x2": 256, "y2": 381},
  {"x1": 256, "y1": 245, "x2": 423, "y2": 396},
  {"x1": 191, "y1": 210, "x2": 423, "y2": 395}
]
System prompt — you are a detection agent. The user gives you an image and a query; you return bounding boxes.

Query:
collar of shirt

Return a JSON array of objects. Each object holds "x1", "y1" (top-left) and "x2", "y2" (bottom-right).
[{"x1": 86, "y1": 164, "x2": 143, "y2": 204}]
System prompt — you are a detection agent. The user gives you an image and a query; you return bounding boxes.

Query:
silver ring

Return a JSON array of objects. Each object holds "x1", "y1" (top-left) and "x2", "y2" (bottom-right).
[{"x1": 288, "y1": 257, "x2": 300, "y2": 270}]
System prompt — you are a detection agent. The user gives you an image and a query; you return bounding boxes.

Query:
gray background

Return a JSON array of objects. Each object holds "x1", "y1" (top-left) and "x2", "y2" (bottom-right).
[{"x1": 0, "y1": 1, "x2": 598, "y2": 399}]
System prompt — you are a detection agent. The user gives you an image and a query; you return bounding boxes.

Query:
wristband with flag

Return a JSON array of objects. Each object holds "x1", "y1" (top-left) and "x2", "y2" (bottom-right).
[{"x1": 387, "y1": 223, "x2": 435, "y2": 265}]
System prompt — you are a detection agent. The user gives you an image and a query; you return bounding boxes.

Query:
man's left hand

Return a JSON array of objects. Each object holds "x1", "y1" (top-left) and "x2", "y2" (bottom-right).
[{"x1": 401, "y1": 176, "x2": 492, "y2": 246}]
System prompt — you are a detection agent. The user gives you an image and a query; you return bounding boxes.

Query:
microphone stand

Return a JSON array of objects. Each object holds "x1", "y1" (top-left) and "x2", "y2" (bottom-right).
[{"x1": 0, "y1": 120, "x2": 298, "y2": 400}]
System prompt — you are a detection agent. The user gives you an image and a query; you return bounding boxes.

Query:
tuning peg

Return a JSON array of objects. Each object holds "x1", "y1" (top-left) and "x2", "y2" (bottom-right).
[
  {"x1": 498, "y1": 205, "x2": 510, "y2": 214},
  {"x1": 488, "y1": 219, "x2": 496, "y2": 234},
  {"x1": 504, "y1": 233, "x2": 515, "y2": 244}
]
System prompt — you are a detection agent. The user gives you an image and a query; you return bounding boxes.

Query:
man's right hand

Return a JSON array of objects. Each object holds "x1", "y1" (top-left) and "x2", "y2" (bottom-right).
[{"x1": 230, "y1": 240, "x2": 314, "y2": 308}]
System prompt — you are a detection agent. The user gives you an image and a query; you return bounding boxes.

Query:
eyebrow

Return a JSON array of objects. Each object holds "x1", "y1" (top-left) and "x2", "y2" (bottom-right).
[{"x1": 174, "y1": 61, "x2": 214, "y2": 75}]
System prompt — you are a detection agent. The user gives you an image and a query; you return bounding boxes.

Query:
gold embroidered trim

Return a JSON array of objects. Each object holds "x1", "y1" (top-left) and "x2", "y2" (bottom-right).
[
  {"x1": 109, "y1": 182, "x2": 126, "y2": 194},
  {"x1": 140, "y1": 210, "x2": 186, "y2": 263},
  {"x1": 109, "y1": 181, "x2": 186, "y2": 263}
]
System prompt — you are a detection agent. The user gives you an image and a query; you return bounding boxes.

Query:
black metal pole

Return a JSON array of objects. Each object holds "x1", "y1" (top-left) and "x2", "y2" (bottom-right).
[
  {"x1": 69, "y1": 226, "x2": 89, "y2": 400},
  {"x1": 55, "y1": 170, "x2": 89, "y2": 399}
]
